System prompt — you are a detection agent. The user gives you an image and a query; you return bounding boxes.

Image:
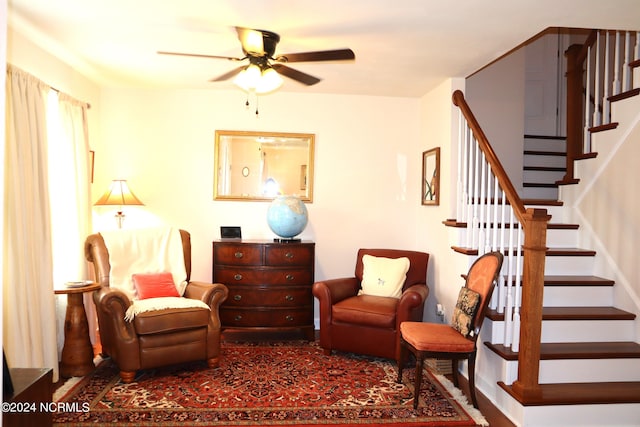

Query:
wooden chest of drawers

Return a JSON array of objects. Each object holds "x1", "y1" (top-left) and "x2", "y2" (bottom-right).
[{"x1": 212, "y1": 240, "x2": 315, "y2": 340}]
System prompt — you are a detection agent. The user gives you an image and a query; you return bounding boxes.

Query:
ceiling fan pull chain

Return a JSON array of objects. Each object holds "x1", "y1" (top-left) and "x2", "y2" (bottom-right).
[{"x1": 255, "y1": 95, "x2": 260, "y2": 117}]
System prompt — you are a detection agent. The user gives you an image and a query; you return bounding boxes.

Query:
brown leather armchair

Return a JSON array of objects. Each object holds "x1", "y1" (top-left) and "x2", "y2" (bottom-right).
[
  {"x1": 312, "y1": 249, "x2": 429, "y2": 364},
  {"x1": 85, "y1": 229, "x2": 228, "y2": 383}
]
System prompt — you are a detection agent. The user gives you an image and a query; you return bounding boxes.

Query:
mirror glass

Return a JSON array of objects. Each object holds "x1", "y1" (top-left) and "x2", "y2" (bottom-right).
[{"x1": 214, "y1": 130, "x2": 315, "y2": 202}]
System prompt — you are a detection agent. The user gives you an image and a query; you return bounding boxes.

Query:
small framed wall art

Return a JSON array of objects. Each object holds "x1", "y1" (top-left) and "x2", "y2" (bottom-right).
[{"x1": 422, "y1": 147, "x2": 440, "y2": 206}]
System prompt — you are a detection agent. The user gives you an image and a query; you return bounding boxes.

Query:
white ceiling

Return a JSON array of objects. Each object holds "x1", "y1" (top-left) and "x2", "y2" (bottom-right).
[{"x1": 8, "y1": 0, "x2": 640, "y2": 97}]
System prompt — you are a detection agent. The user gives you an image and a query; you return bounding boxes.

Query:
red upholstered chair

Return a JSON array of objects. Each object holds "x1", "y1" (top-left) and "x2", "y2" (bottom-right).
[
  {"x1": 397, "y1": 251, "x2": 503, "y2": 409},
  {"x1": 312, "y1": 249, "x2": 429, "y2": 364}
]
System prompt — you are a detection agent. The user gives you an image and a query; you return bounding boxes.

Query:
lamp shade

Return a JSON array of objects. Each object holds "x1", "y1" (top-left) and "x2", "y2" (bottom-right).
[{"x1": 94, "y1": 180, "x2": 144, "y2": 206}]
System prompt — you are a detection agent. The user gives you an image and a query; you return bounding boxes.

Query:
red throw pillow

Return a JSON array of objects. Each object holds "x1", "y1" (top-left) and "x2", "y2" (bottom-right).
[{"x1": 131, "y1": 272, "x2": 180, "y2": 300}]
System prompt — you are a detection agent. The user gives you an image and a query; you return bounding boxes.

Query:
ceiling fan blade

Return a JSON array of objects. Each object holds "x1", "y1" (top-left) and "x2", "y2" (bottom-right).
[
  {"x1": 209, "y1": 65, "x2": 247, "y2": 82},
  {"x1": 236, "y1": 27, "x2": 280, "y2": 57},
  {"x1": 275, "y1": 48, "x2": 355, "y2": 63},
  {"x1": 272, "y1": 64, "x2": 321, "y2": 86},
  {"x1": 157, "y1": 51, "x2": 243, "y2": 61}
]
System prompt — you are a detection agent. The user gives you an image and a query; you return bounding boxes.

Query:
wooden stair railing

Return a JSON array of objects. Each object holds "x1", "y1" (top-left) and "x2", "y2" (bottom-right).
[
  {"x1": 452, "y1": 90, "x2": 551, "y2": 401},
  {"x1": 562, "y1": 29, "x2": 639, "y2": 184}
]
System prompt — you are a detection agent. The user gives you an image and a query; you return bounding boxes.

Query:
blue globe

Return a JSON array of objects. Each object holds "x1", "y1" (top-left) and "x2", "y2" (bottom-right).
[{"x1": 266, "y1": 195, "x2": 308, "y2": 239}]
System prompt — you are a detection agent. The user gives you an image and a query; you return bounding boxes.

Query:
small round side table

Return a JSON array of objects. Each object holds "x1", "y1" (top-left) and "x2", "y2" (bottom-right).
[{"x1": 54, "y1": 282, "x2": 101, "y2": 378}]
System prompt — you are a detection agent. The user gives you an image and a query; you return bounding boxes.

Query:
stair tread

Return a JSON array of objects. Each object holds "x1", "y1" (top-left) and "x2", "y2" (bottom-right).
[
  {"x1": 452, "y1": 246, "x2": 596, "y2": 256},
  {"x1": 500, "y1": 275, "x2": 615, "y2": 286},
  {"x1": 485, "y1": 341, "x2": 640, "y2": 360},
  {"x1": 524, "y1": 150, "x2": 566, "y2": 156},
  {"x1": 543, "y1": 306, "x2": 636, "y2": 320},
  {"x1": 443, "y1": 219, "x2": 578, "y2": 229},
  {"x1": 487, "y1": 306, "x2": 636, "y2": 321},
  {"x1": 543, "y1": 275, "x2": 614, "y2": 285},
  {"x1": 523, "y1": 182, "x2": 559, "y2": 188},
  {"x1": 498, "y1": 381, "x2": 640, "y2": 406}
]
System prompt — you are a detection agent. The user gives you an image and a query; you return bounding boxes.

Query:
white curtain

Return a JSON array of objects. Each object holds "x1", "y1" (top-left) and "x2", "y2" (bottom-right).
[
  {"x1": 3, "y1": 65, "x2": 58, "y2": 381},
  {"x1": 49, "y1": 93, "x2": 93, "y2": 356}
]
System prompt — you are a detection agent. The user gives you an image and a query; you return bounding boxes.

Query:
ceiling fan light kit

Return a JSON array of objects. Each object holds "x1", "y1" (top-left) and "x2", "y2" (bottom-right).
[{"x1": 233, "y1": 64, "x2": 283, "y2": 94}]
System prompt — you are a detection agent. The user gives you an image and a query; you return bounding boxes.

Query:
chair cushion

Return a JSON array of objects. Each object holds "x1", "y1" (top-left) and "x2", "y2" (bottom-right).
[
  {"x1": 132, "y1": 272, "x2": 180, "y2": 300},
  {"x1": 400, "y1": 321, "x2": 475, "y2": 353},
  {"x1": 133, "y1": 306, "x2": 210, "y2": 335},
  {"x1": 332, "y1": 295, "x2": 397, "y2": 328},
  {"x1": 358, "y1": 255, "x2": 410, "y2": 298},
  {"x1": 451, "y1": 287, "x2": 481, "y2": 337}
]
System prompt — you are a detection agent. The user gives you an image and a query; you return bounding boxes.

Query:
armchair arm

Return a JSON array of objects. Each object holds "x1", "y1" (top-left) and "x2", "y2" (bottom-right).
[
  {"x1": 312, "y1": 277, "x2": 360, "y2": 306},
  {"x1": 184, "y1": 281, "x2": 229, "y2": 309},
  {"x1": 185, "y1": 281, "x2": 228, "y2": 333},
  {"x1": 396, "y1": 284, "x2": 429, "y2": 325}
]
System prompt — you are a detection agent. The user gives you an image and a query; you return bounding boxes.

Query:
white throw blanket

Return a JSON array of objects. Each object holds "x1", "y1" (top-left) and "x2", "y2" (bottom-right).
[
  {"x1": 101, "y1": 227, "x2": 205, "y2": 320},
  {"x1": 124, "y1": 297, "x2": 209, "y2": 322}
]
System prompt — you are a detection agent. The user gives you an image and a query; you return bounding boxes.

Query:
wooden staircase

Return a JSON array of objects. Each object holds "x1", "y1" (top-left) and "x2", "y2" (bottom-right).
[{"x1": 448, "y1": 43, "x2": 640, "y2": 423}]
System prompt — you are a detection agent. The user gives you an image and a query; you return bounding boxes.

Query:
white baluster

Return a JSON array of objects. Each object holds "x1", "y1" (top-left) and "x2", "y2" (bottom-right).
[
  {"x1": 623, "y1": 31, "x2": 632, "y2": 92},
  {"x1": 603, "y1": 32, "x2": 611, "y2": 123},
  {"x1": 456, "y1": 111, "x2": 464, "y2": 221},
  {"x1": 471, "y1": 142, "x2": 480, "y2": 250},
  {"x1": 478, "y1": 152, "x2": 487, "y2": 255},
  {"x1": 465, "y1": 133, "x2": 474, "y2": 248},
  {"x1": 584, "y1": 44, "x2": 592, "y2": 153},
  {"x1": 497, "y1": 190, "x2": 507, "y2": 315},
  {"x1": 614, "y1": 31, "x2": 622, "y2": 95},
  {"x1": 593, "y1": 31, "x2": 601, "y2": 127},
  {"x1": 504, "y1": 209, "x2": 515, "y2": 347},
  {"x1": 492, "y1": 169, "x2": 499, "y2": 252}
]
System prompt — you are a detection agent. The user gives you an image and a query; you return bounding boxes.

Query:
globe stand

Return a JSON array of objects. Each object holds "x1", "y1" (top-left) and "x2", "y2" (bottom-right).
[{"x1": 273, "y1": 238, "x2": 302, "y2": 243}]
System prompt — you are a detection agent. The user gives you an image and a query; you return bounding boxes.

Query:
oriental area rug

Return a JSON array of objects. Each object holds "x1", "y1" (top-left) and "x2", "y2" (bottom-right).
[{"x1": 53, "y1": 341, "x2": 487, "y2": 426}]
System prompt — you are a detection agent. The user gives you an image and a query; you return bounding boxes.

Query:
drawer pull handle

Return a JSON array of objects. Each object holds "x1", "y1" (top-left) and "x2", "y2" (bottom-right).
[
  {"x1": 285, "y1": 274, "x2": 294, "y2": 281},
  {"x1": 234, "y1": 315, "x2": 243, "y2": 321},
  {"x1": 285, "y1": 315, "x2": 294, "y2": 322},
  {"x1": 234, "y1": 274, "x2": 243, "y2": 281},
  {"x1": 285, "y1": 295, "x2": 294, "y2": 302},
  {"x1": 234, "y1": 294, "x2": 242, "y2": 301},
  {"x1": 234, "y1": 252, "x2": 243, "y2": 258},
  {"x1": 285, "y1": 252, "x2": 294, "y2": 259}
]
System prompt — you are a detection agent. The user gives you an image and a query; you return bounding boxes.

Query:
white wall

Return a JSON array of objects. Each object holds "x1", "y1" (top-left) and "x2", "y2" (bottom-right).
[
  {"x1": 466, "y1": 47, "x2": 526, "y2": 192},
  {"x1": 94, "y1": 88, "x2": 424, "y2": 285}
]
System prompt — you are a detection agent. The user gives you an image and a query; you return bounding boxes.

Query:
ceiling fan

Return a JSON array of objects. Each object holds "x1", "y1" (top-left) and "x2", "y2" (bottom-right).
[{"x1": 158, "y1": 26, "x2": 355, "y2": 89}]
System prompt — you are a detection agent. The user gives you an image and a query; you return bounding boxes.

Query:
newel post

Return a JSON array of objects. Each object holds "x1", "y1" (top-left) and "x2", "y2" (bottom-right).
[
  {"x1": 511, "y1": 208, "x2": 551, "y2": 400},
  {"x1": 562, "y1": 44, "x2": 584, "y2": 185}
]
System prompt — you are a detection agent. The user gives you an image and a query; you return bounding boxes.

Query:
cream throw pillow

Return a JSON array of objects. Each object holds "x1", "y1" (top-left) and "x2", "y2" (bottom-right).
[{"x1": 358, "y1": 255, "x2": 410, "y2": 298}]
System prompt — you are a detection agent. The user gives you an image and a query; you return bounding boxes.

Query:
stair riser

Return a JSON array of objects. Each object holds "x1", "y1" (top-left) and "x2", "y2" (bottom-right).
[
  {"x1": 523, "y1": 154, "x2": 566, "y2": 168},
  {"x1": 486, "y1": 319, "x2": 634, "y2": 344},
  {"x1": 543, "y1": 256, "x2": 595, "y2": 275},
  {"x1": 539, "y1": 359, "x2": 640, "y2": 383},
  {"x1": 521, "y1": 403, "x2": 640, "y2": 427},
  {"x1": 524, "y1": 138, "x2": 566, "y2": 152},
  {"x1": 524, "y1": 169, "x2": 566, "y2": 184},
  {"x1": 542, "y1": 320, "x2": 635, "y2": 343},
  {"x1": 543, "y1": 286, "x2": 613, "y2": 307},
  {"x1": 452, "y1": 227, "x2": 577, "y2": 247},
  {"x1": 499, "y1": 358, "x2": 640, "y2": 384},
  {"x1": 521, "y1": 186, "x2": 558, "y2": 200}
]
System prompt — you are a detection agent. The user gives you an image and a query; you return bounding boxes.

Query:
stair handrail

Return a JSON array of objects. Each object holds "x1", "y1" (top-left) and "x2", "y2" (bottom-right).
[{"x1": 453, "y1": 89, "x2": 551, "y2": 402}]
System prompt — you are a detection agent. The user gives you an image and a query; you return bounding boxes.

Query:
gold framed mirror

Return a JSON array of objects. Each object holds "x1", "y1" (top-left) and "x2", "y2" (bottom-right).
[
  {"x1": 422, "y1": 147, "x2": 440, "y2": 205},
  {"x1": 214, "y1": 130, "x2": 315, "y2": 202}
]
